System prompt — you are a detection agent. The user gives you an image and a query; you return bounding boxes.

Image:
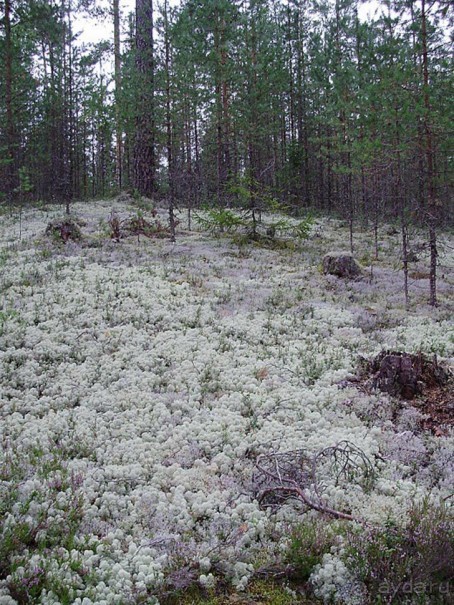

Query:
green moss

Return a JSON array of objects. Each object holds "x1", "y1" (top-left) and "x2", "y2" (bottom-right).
[
  {"x1": 161, "y1": 579, "x2": 318, "y2": 604},
  {"x1": 284, "y1": 520, "x2": 342, "y2": 584},
  {"x1": 247, "y1": 579, "x2": 307, "y2": 603}
]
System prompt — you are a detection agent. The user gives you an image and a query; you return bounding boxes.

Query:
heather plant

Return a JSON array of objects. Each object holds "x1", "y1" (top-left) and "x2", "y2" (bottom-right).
[
  {"x1": 343, "y1": 498, "x2": 454, "y2": 604},
  {"x1": 284, "y1": 519, "x2": 340, "y2": 583},
  {"x1": 0, "y1": 444, "x2": 88, "y2": 603}
]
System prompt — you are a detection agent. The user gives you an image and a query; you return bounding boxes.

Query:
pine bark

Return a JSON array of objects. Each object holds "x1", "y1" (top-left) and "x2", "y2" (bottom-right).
[
  {"x1": 4, "y1": 0, "x2": 16, "y2": 200},
  {"x1": 133, "y1": 0, "x2": 156, "y2": 197},
  {"x1": 164, "y1": 0, "x2": 176, "y2": 242},
  {"x1": 421, "y1": 0, "x2": 438, "y2": 306},
  {"x1": 113, "y1": 0, "x2": 122, "y2": 190}
]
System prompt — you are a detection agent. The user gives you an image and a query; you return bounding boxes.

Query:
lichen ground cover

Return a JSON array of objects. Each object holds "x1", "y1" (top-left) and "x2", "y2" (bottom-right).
[{"x1": 0, "y1": 201, "x2": 453, "y2": 604}]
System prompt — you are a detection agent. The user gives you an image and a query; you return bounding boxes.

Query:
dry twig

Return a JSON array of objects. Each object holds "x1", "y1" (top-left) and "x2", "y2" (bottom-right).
[{"x1": 253, "y1": 441, "x2": 375, "y2": 523}]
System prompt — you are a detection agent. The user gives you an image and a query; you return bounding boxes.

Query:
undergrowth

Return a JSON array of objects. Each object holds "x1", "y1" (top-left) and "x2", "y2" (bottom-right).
[
  {"x1": 0, "y1": 445, "x2": 87, "y2": 604},
  {"x1": 344, "y1": 499, "x2": 453, "y2": 604}
]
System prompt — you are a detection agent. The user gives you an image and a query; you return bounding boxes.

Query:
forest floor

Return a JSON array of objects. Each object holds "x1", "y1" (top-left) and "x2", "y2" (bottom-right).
[{"x1": 0, "y1": 199, "x2": 453, "y2": 605}]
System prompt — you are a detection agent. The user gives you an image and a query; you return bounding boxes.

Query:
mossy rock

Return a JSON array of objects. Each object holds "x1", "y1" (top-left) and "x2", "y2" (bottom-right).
[{"x1": 322, "y1": 252, "x2": 361, "y2": 278}]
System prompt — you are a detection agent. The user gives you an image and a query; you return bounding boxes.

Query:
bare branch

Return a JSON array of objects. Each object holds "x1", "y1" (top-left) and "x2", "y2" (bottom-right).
[{"x1": 253, "y1": 441, "x2": 375, "y2": 524}]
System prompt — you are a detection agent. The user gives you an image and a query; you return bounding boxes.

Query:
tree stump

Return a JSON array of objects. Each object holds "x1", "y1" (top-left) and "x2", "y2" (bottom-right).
[
  {"x1": 45, "y1": 219, "x2": 82, "y2": 243},
  {"x1": 369, "y1": 351, "x2": 449, "y2": 400},
  {"x1": 374, "y1": 353, "x2": 420, "y2": 399},
  {"x1": 116, "y1": 191, "x2": 133, "y2": 204}
]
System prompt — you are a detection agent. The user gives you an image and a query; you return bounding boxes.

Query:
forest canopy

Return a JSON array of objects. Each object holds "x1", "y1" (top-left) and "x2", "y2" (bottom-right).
[
  {"x1": 0, "y1": 0, "x2": 452, "y2": 235},
  {"x1": 0, "y1": 0, "x2": 453, "y2": 208}
]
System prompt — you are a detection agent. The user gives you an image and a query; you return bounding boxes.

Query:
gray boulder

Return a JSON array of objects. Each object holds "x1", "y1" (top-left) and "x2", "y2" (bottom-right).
[{"x1": 323, "y1": 252, "x2": 362, "y2": 278}]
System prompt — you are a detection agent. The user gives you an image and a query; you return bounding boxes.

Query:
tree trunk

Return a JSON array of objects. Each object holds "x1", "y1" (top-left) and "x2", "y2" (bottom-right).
[
  {"x1": 133, "y1": 0, "x2": 156, "y2": 197},
  {"x1": 113, "y1": 0, "x2": 122, "y2": 190},
  {"x1": 65, "y1": 0, "x2": 74, "y2": 213},
  {"x1": 421, "y1": 0, "x2": 437, "y2": 306},
  {"x1": 4, "y1": 0, "x2": 17, "y2": 202},
  {"x1": 164, "y1": 0, "x2": 176, "y2": 242}
]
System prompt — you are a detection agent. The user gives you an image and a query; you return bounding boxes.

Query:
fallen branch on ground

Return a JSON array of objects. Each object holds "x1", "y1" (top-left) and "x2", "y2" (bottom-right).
[{"x1": 253, "y1": 441, "x2": 375, "y2": 523}]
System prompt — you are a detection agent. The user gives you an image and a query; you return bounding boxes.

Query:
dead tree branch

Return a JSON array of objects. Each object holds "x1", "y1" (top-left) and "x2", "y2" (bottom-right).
[{"x1": 253, "y1": 441, "x2": 375, "y2": 524}]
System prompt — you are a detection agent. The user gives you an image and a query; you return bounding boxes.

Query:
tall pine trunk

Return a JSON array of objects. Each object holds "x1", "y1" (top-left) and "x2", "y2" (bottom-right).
[
  {"x1": 4, "y1": 0, "x2": 17, "y2": 202},
  {"x1": 113, "y1": 0, "x2": 122, "y2": 191},
  {"x1": 164, "y1": 0, "x2": 176, "y2": 242},
  {"x1": 133, "y1": 0, "x2": 156, "y2": 197},
  {"x1": 421, "y1": 0, "x2": 437, "y2": 306}
]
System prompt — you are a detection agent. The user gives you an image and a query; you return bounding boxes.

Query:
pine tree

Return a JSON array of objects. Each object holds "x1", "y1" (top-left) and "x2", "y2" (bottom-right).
[{"x1": 133, "y1": 0, "x2": 156, "y2": 197}]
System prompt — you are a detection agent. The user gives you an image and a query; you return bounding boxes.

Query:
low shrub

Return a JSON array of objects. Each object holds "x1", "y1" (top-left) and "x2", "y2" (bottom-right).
[
  {"x1": 194, "y1": 208, "x2": 246, "y2": 233},
  {"x1": 285, "y1": 519, "x2": 340, "y2": 583},
  {"x1": 0, "y1": 445, "x2": 86, "y2": 604},
  {"x1": 344, "y1": 498, "x2": 453, "y2": 604}
]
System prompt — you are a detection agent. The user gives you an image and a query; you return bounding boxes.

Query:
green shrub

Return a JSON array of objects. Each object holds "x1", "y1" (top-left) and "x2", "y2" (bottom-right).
[
  {"x1": 195, "y1": 203, "x2": 314, "y2": 248},
  {"x1": 344, "y1": 499, "x2": 453, "y2": 604},
  {"x1": 285, "y1": 519, "x2": 339, "y2": 583},
  {"x1": 0, "y1": 446, "x2": 87, "y2": 604},
  {"x1": 293, "y1": 215, "x2": 314, "y2": 239},
  {"x1": 194, "y1": 208, "x2": 246, "y2": 233}
]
